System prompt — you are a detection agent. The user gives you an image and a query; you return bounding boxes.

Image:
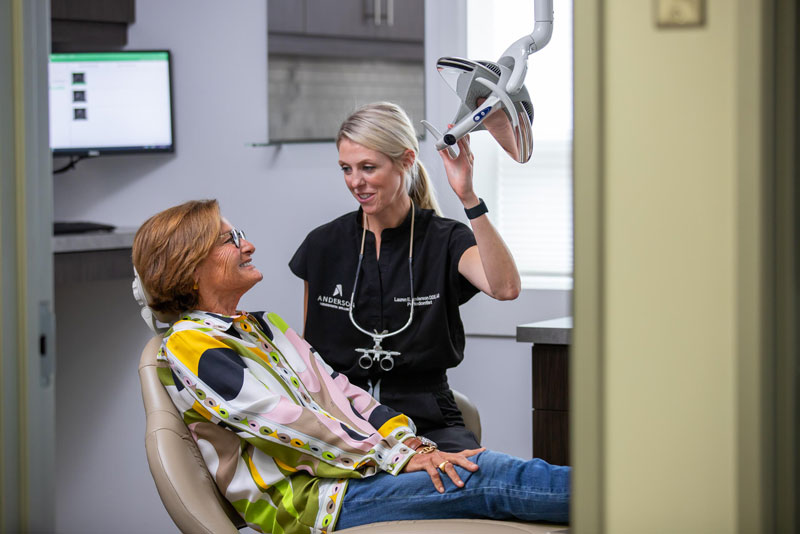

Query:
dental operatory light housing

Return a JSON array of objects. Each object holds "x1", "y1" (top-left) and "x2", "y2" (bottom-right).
[{"x1": 422, "y1": 0, "x2": 554, "y2": 164}]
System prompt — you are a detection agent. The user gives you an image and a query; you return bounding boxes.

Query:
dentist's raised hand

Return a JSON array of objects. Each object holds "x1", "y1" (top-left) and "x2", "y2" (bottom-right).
[{"x1": 438, "y1": 134, "x2": 479, "y2": 208}]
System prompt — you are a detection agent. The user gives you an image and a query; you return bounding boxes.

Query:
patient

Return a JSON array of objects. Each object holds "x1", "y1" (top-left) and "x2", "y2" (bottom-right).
[{"x1": 132, "y1": 199, "x2": 570, "y2": 533}]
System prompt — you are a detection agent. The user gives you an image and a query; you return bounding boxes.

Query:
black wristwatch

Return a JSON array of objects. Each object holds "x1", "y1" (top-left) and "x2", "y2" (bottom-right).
[{"x1": 464, "y1": 198, "x2": 488, "y2": 220}]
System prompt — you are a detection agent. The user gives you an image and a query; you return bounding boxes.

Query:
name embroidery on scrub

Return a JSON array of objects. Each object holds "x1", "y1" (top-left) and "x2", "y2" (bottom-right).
[{"x1": 393, "y1": 293, "x2": 440, "y2": 307}]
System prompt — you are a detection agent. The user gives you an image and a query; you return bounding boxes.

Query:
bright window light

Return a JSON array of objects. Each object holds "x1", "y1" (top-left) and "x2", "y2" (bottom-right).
[{"x1": 467, "y1": 0, "x2": 573, "y2": 288}]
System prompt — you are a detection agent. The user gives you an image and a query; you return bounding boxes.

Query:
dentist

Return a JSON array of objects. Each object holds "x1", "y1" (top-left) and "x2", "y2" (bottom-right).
[{"x1": 290, "y1": 102, "x2": 521, "y2": 453}]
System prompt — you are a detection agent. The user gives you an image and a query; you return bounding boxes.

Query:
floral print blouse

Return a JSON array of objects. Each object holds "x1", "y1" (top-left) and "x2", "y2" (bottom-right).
[{"x1": 158, "y1": 310, "x2": 419, "y2": 533}]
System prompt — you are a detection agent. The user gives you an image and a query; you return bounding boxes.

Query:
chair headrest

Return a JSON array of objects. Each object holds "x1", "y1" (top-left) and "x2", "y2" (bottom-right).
[{"x1": 132, "y1": 267, "x2": 178, "y2": 334}]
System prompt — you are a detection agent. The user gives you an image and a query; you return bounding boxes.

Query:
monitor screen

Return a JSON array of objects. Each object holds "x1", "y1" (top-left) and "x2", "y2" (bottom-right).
[{"x1": 49, "y1": 50, "x2": 175, "y2": 156}]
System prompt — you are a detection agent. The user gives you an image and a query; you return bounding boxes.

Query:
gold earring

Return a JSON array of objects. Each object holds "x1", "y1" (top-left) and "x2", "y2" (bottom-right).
[{"x1": 193, "y1": 282, "x2": 199, "y2": 290}]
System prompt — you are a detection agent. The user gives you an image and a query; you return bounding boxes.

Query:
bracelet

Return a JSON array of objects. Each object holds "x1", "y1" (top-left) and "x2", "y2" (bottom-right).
[
  {"x1": 464, "y1": 198, "x2": 488, "y2": 220},
  {"x1": 404, "y1": 436, "x2": 438, "y2": 453}
]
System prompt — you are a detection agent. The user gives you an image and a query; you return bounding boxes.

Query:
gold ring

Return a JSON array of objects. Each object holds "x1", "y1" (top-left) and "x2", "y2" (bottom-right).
[{"x1": 437, "y1": 461, "x2": 450, "y2": 472}]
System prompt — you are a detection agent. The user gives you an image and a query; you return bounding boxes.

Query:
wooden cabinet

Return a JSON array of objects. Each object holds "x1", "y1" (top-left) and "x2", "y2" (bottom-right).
[
  {"x1": 531, "y1": 343, "x2": 570, "y2": 466},
  {"x1": 517, "y1": 318, "x2": 572, "y2": 466},
  {"x1": 268, "y1": 0, "x2": 306, "y2": 34},
  {"x1": 51, "y1": 0, "x2": 135, "y2": 50},
  {"x1": 303, "y1": 0, "x2": 423, "y2": 42},
  {"x1": 268, "y1": 0, "x2": 424, "y2": 61}
]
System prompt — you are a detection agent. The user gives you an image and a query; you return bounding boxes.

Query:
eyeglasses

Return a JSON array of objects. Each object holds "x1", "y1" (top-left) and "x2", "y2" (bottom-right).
[{"x1": 221, "y1": 228, "x2": 246, "y2": 249}]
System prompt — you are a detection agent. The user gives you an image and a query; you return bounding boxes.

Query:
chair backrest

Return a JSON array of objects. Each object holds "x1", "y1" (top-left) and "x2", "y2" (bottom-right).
[
  {"x1": 452, "y1": 389, "x2": 482, "y2": 444},
  {"x1": 132, "y1": 268, "x2": 178, "y2": 334},
  {"x1": 138, "y1": 335, "x2": 246, "y2": 534}
]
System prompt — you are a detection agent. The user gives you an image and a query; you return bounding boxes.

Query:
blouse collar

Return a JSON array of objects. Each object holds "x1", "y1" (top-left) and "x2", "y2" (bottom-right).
[{"x1": 182, "y1": 309, "x2": 241, "y2": 333}]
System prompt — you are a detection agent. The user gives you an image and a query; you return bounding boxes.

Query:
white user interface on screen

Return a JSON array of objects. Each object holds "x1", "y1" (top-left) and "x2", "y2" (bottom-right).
[{"x1": 48, "y1": 52, "x2": 173, "y2": 151}]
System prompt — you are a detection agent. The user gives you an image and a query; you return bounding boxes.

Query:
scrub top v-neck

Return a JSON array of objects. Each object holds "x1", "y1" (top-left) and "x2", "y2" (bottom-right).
[{"x1": 289, "y1": 205, "x2": 479, "y2": 392}]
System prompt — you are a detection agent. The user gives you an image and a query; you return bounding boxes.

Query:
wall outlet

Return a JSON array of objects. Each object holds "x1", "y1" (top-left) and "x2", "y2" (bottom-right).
[{"x1": 656, "y1": 0, "x2": 705, "y2": 28}]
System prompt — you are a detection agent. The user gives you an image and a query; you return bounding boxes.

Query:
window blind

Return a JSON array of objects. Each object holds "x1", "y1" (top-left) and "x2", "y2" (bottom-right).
[{"x1": 497, "y1": 138, "x2": 573, "y2": 277}]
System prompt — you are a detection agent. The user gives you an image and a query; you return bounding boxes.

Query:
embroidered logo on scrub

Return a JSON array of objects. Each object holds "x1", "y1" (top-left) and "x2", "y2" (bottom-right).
[{"x1": 318, "y1": 284, "x2": 350, "y2": 311}]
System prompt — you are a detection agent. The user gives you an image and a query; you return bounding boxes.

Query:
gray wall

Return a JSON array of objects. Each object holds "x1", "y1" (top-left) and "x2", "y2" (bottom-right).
[{"x1": 53, "y1": 2, "x2": 569, "y2": 532}]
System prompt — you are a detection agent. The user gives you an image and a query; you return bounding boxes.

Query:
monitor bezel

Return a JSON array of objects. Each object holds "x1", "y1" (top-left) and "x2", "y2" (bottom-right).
[{"x1": 49, "y1": 49, "x2": 176, "y2": 157}]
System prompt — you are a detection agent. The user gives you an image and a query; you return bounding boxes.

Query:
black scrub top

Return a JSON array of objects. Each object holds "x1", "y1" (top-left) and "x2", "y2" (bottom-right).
[{"x1": 289, "y1": 205, "x2": 479, "y2": 392}]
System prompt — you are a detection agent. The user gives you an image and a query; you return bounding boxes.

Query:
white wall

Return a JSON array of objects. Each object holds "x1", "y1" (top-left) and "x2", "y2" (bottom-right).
[{"x1": 53, "y1": 1, "x2": 569, "y2": 532}]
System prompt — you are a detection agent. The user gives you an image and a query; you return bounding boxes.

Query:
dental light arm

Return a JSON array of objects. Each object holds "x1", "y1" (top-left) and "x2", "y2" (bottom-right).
[
  {"x1": 423, "y1": 0, "x2": 554, "y2": 163},
  {"x1": 500, "y1": 0, "x2": 553, "y2": 94}
]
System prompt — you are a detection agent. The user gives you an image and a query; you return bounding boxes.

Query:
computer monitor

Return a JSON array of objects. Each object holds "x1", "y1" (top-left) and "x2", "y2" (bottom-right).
[{"x1": 48, "y1": 50, "x2": 175, "y2": 156}]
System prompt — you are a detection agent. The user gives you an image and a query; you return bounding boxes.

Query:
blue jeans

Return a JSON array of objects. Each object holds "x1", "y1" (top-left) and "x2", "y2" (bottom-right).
[{"x1": 335, "y1": 451, "x2": 570, "y2": 530}]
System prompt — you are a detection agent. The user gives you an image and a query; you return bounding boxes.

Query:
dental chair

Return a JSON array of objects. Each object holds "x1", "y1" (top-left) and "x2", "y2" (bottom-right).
[
  {"x1": 139, "y1": 334, "x2": 564, "y2": 534},
  {"x1": 135, "y1": 273, "x2": 563, "y2": 533}
]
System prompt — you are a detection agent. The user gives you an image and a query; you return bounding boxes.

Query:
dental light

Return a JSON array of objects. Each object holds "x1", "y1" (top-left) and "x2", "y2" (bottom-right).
[{"x1": 422, "y1": 0, "x2": 554, "y2": 164}]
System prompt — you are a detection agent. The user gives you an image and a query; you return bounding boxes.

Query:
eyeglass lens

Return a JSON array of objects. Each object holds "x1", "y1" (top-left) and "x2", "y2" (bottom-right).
[{"x1": 225, "y1": 228, "x2": 246, "y2": 248}]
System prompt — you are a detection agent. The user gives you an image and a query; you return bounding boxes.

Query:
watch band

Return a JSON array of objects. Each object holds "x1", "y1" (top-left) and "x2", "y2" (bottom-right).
[
  {"x1": 403, "y1": 436, "x2": 438, "y2": 452},
  {"x1": 418, "y1": 436, "x2": 438, "y2": 448},
  {"x1": 464, "y1": 198, "x2": 488, "y2": 220}
]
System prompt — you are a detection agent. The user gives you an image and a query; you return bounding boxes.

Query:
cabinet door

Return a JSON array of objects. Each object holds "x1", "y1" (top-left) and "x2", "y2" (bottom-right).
[
  {"x1": 51, "y1": 0, "x2": 135, "y2": 23},
  {"x1": 268, "y1": 0, "x2": 305, "y2": 34},
  {"x1": 51, "y1": 0, "x2": 135, "y2": 48},
  {"x1": 305, "y1": 0, "x2": 423, "y2": 42}
]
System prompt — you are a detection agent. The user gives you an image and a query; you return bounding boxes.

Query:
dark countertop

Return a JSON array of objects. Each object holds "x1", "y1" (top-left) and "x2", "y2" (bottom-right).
[
  {"x1": 53, "y1": 228, "x2": 137, "y2": 284},
  {"x1": 53, "y1": 227, "x2": 136, "y2": 253},
  {"x1": 516, "y1": 316, "x2": 572, "y2": 345}
]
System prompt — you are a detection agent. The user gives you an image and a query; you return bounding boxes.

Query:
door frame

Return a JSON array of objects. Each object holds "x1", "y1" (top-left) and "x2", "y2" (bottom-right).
[
  {"x1": 571, "y1": 0, "x2": 794, "y2": 531},
  {"x1": 0, "y1": 0, "x2": 55, "y2": 532}
]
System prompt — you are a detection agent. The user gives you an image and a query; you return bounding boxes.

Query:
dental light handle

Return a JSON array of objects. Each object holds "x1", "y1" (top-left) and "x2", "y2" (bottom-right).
[
  {"x1": 424, "y1": 75, "x2": 518, "y2": 157},
  {"x1": 501, "y1": 0, "x2": 554, "y2": 94},
  {"x1": 443, "y1": 91, "x2": 503, "y2": 145},
  {"x1": 420, "y1": 120, "x2": 458, "y2": 158},
  {"x1": 424, "y1": 93, "x2": 500, "y2": 155}
]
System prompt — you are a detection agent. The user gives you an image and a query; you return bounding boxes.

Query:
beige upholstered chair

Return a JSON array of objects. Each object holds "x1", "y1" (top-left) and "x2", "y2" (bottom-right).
[
  {"x1": 139, "y1": 336, "x2": 245, "y2": 534},
  {"x1": 452, "y1": 389, "x2": 481, "y2": 445},
  {"x1": 139, "y1": 335, "x2": 565, "y2": 534}
]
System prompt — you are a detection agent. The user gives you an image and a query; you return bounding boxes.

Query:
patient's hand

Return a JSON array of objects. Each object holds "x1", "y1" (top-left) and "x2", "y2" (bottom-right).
[{"x1": 402, "y1": 447, "x2": 485, "y2": 493}]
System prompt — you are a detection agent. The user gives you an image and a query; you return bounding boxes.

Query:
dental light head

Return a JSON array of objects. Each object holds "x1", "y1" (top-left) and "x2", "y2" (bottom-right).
[{"x1": 422, "y1": 0, "x2": 553, "y2": 164}]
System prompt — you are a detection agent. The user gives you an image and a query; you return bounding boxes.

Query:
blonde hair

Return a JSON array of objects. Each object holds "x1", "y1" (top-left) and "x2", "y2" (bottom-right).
[
  {"x1": 132, "y1": 199, "x2": 221, "y2": 315},
  {"x1": 337, "y1": 102, "x2": 442, "y2": 215}
]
